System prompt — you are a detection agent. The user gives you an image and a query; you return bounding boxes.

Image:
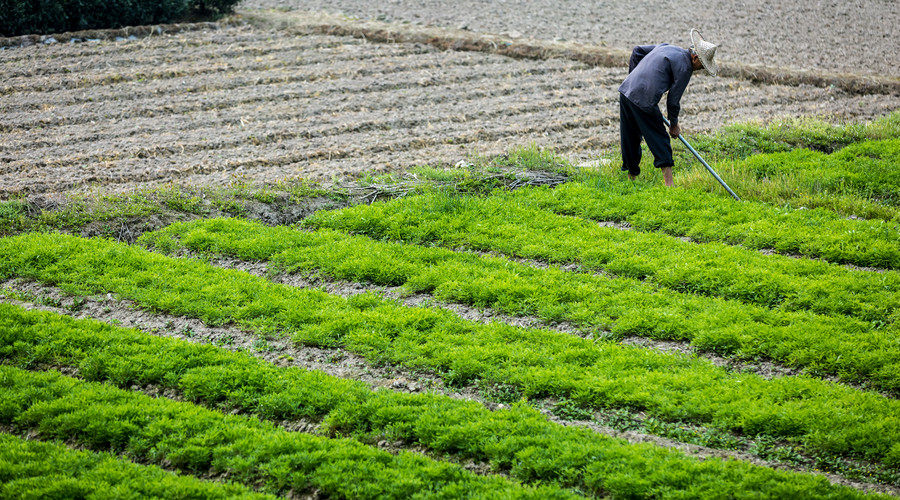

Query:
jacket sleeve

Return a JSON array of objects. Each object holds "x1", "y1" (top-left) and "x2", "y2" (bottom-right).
[
  {"x1": 666, "y1": 62, "x2": 692, "y2": 126},
  {"x1": 628, "y1": 45, "x2": 656, "y2": 73}
]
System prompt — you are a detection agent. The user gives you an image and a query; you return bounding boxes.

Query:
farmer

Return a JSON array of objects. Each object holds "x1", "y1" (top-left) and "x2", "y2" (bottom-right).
[{"x1": 618, "y1": 29, "x2": 719, "y2": 186}]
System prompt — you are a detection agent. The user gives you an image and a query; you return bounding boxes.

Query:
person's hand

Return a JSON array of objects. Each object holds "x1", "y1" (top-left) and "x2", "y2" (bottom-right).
[{"x1": 669, "y1": 123, "x2": 681, "y2": 138}]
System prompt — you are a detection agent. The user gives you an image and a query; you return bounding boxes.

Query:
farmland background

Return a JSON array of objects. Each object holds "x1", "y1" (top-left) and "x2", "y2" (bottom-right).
[{"x1": 1, "y1": 0, "x2": 899, "y2": 498}]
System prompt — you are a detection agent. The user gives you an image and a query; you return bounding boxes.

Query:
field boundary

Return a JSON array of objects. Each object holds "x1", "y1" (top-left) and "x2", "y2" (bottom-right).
[{"x1": 241, "y1": 9, "x2": 900, "y2": 97}]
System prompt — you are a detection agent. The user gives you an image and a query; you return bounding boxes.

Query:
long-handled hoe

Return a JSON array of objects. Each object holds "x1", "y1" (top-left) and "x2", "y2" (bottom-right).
[{"x1": 663, "y1": 116, "x2": 740, "y2": 200}]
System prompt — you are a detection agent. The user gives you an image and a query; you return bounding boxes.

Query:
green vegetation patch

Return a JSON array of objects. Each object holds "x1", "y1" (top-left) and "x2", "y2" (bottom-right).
[
  {"x1": 0, "y1": 364, "x2": 559, "y2": 499},
  {"x1": 303, "y1": 192, "x2": 900, "y2": 325},
  {"x1": 0, "y1": 303, "x2": 890, "y2": 498},
  {"x1": 0, "y1": 181, "x2": 335, "y2": 240},
  {"x1": 143, "y1": 218, "x2": 899, "y2": 392},
  {"x1": 672, "y1": 115, "x2": 900, "y2": 218},
  {"x1": 686, "y1": 112, "x2": 900, "y2": 160},
  {"x1": 1, "y1": 233, "x2": 899, "y2": 469},
  {"x1": 505, "y1": 179, "x2": 900, "y2": 269},
  {"x1": 0, "y1": 432, "x2": 272, "y2": 499},
  {"x1": 566, "y1": 113, "x2": 900, "y2": 221},
  {"x1": 737, "y1": 139, "x2": 900, "y2": 205}
]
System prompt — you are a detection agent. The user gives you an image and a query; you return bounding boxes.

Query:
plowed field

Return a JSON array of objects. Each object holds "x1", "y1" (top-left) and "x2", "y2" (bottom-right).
[{"x1": 2, "y1": 23, "x2": 897, "y2": 197}]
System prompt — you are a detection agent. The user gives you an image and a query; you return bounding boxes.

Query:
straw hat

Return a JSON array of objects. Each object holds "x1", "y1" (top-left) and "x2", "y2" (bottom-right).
[{"x1": 690, "y1": 28, "x2": 719, "y2": 76}]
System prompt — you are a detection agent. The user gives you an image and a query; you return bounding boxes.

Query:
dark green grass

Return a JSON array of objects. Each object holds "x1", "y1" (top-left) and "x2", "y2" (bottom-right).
[
  {"x1": 0, "y1": 362, "x2": 561, "y2": 499},
  {"x1": 0, "y1": 433, "x2": 273, "y2": 499},
  {"x1": 1, "y1": 233, "x2": 899, "y2": 469},
  {"x1": 144, "y1": 217, "x2": 899, "y2": 390},
  {"x1": 1, "y1": 303, "x2": 891, "y2": 498}
]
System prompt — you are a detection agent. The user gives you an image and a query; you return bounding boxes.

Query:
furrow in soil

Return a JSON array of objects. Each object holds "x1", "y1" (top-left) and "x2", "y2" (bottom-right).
[
  {"x1": 0, "y1": 65, "x2": 607, "y2": 152},
  {"x1": 2, "y1": 34, "x2": 364, "y2": 81}
]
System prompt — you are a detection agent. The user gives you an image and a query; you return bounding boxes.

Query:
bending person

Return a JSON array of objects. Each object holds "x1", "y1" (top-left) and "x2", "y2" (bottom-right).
[{"x1": 618, "y1": 29, "x2": 719, "y2": 186}]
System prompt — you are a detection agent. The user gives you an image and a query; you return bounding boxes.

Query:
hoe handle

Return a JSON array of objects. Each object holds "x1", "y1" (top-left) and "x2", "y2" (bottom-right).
[{"x1": 662, "y1": 116, "x2": 740, "y2": 201}]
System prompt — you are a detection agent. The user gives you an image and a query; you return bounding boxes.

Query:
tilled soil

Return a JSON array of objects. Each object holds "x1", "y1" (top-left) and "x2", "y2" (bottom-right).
[
  {"x1": 2, "y1": 23, "x2": 898, "y2": 197},
  {"x1": 239, "y1": 0, "x2": 900, "y2": 79}
]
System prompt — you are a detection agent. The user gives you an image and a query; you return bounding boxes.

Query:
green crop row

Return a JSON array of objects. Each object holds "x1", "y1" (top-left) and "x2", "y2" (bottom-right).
[
  {"x1": 685, "y1": 112, "x2": 900, "y2": 161},
  {"x1": 303, "y1": 190, "x2": 900, "y2": 323},
  {"x1": 735, "y1": 139, "x2": 900, "y2": 206},
  {"x1": 490, "y1": 114, "x2": 900, "y2": 222},
  {"x1": 654, "y1": 113, "x2": 900, "y2": 219},
  {"x1": 0, "y1": 432, "x2": 272, "y2": 499},
  {"x1": 140, "y1": 218, "x2": 898, "y2": 391},
  {"x1": 1, "y1": 304, "x2": 889, "y2": 498},
  {"x1": 505, "y1": 176, "x2": 900, "y2": 269},
  {"x1": 1, "y1": 233, "x2": 899, "y2": 469},
  {"x1": 0, "y1": 363, "x2": 561, "y2": 499}
]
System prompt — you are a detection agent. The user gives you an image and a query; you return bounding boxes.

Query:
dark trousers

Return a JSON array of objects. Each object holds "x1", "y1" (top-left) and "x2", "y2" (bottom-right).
[{"x1": 619, "y1": 93, "x2": 674, "y2": 176}]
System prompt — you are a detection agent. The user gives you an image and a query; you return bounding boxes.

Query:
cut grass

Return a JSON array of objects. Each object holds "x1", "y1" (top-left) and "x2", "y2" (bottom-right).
[
  {"x1": 0, "y1": 432, "x2": 274, "y2": 499},
  {"x1": 1, "y1": 233, "x2": 899, "y2": 469},
  {"x1": 142, "y1": 217, "x2": 899, "y2": 391},
  {"x1": 0, "y1": 303, "x2": 892, "y2": 498}
]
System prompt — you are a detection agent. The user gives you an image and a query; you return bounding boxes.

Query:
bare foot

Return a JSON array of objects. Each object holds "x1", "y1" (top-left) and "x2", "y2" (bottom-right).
[{"x1": 661, "y1": 166, "x2": 674, "y2": 187}]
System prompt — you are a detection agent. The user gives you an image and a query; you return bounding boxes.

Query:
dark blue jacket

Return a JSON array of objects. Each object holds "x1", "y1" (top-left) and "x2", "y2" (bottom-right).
[{"x1": 618, "y1": 44, "x2": 693, "y2": 126}]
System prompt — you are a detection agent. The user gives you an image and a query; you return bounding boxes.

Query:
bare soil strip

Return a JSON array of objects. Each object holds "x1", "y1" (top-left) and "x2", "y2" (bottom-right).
[
  {"x1": 9, "y1": 69, "x2": 827, "y2": 165},
  {"x1": 3, "y1": 23, "x2": 897, "y2": 196},
  {"x1": 2, "y1": 281, "x2": 895, "y2": 495},
  {"x1": 5, "y1": 92, "x2": 613, "y2": 175},
  {"x1": 3, "y1": 34, "x2": 362, "y2": 80},
  {"x1": 0, "y1": 67, "x2": 605, "y2": 153},
  {"x1": 7, "y1": 107, "x2": 618, "y2": 194},
  {"x1": 0, "y1": 40, "x2": 436, "y2": 96},
  {"x1": 239, "y1": 0, "x2": 899, "y2": 79},
  {"x1": 1, "y1": 52, "x2": 543, "y2": 128},
  {"x1": 244, "y1": 9, "x2": 900, "y2": 96},
  {"x1": 0, "y1": 45, "x2": 468, "y2": 103}
]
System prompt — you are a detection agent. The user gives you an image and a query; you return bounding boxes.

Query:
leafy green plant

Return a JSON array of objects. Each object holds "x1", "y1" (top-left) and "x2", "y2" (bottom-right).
[
  {"x1": 551, "y1": 399, "x2": 593, "y2": 421},
  {"x1": 1, "y1": 236, "x2": 899, "y2": 469},
  {"x1": 0, "y1": 365, "x2": 557, "y2": 498},
  {"x1": 140, "y1": 218, "x2": 900, "y2": 391},
  {"x1": 0, "y1": 303, "x2": 891, "y2": 497},
  {"x1": 0, "y1": 433, "x2": 272, "y2": 499}
]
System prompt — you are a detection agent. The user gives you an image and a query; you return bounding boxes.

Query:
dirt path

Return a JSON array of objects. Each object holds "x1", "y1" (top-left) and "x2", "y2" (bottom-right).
[
  {"x1": 2, "y1": 23, "x2": 897, "y2": 197},
  {"x1": 238, "y1": 0, "x2": 900, "y2": 79}
]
